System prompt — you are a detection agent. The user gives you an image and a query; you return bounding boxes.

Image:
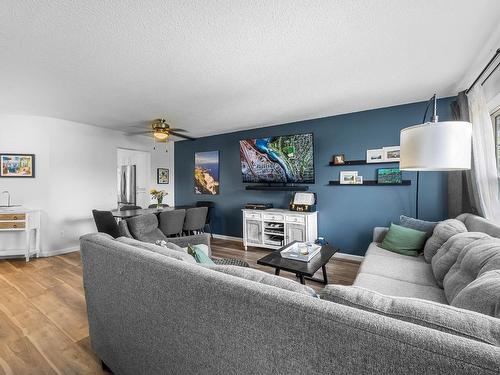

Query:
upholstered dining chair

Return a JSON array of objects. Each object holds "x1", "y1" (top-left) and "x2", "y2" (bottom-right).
[
  {"x1": 158, "y1": 209, "x2": 186, "y2": 237},
  {"x1": 183, "y1": 207, "x2": 208, "y2": 235},
  {"x1": 195, "y1": 201, "x2": 214, "y2": 238},
  {"x1": 120, "y1": 205, "x2": 142, "y2": 211},
  {"x1": 92, "y1": 209, "x2": 121, "y2": 238}
]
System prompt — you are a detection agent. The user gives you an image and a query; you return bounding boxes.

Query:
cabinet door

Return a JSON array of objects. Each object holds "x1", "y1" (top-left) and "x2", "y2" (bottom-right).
[
  {"x1": 286, "y1": 223, "x2": 306, "y2": 244},
  {"x1": 246, "y1": 220, "x2": 262, "y2": 244}
]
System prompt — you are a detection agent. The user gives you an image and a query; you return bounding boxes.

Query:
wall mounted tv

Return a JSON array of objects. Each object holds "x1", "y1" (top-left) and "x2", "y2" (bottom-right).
[{"x1": 239, "y1": 133, "x2": 314, "y2": 184}]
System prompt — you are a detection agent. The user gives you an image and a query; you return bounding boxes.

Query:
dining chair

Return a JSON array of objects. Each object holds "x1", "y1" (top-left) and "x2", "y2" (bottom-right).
[
  {"x1": 183, "y1": 207, "x2": 208, "y2": 236},
  {"x1": 92, "y1": 209, "x2": 121, "y2": 238},
  {"x1": 195, "y1": 201, "x2": 214, "y2": 238},
  {"x1": 158, "y1": 209, "x2": 186, "y2": 237},
  {"x1": 120, "y1": 205, "x2": 142, "y2": 211}
]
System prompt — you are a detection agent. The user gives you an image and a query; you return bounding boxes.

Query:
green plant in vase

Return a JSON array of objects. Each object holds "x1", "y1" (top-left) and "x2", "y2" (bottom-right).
[{"x1": 150, "y1": 189, "x2": 167, "y2": 208}]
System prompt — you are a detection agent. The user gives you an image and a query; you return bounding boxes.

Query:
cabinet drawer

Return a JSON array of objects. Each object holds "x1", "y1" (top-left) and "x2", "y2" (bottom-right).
[
  {"x1": 263, "y1": 214, "x2": 284, "y2": 221},
  {"x1": 0, "y1": 213, "x2": 26, "y2": 221},
  {"x1": 0, "y1": 222, "x2": 25, "y2": 229},
  {"x1": 286, "y1": 215, "x2": 305, "y2": 224},
  {"x1": 245, "y1": 212, "x2": 262, "y2": 220}
]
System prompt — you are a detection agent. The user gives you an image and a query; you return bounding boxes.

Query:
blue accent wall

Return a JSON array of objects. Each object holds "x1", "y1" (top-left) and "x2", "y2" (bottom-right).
[{"x1": 175, "y1": 97, "x2": 455, "y2": 255}]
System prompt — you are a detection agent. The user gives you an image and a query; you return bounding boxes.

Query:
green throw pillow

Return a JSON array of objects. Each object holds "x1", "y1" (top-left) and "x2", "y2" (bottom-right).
[
  {"x1": 379, "y1": 223, "x2": 427, "y2": 256},
  {"x1": 187, "y1": 244, "x2": 215, "y2": 265}
]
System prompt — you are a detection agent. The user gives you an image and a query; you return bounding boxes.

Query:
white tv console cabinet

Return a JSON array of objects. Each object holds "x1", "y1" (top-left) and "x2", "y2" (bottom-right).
[
  {"x1": 0, "y1": 208, "x2": 41, "y2": 262},
  {"x1": 242, "y1": 209, "x2": 318, "y2": 250}
]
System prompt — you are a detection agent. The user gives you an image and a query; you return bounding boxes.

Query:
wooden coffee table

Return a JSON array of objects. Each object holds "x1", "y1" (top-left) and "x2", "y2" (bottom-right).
[{"x1": 257, "y1": 242, "x2": 338, "y2": 285}]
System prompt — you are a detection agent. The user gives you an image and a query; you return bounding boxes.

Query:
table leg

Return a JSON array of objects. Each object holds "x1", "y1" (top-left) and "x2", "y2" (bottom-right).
[
  {"x1": 322, "y1": 265, "x2": 328, "y2": 284},
  {"x1": 25, "y1": 229, "x2": 30, "y2": 262},
  {"x1": 298, "y1": 274, "x2": 305, "y2": 285},
  {"x1": 274, "y1": 268, "x2": 280, "y2": 276}
]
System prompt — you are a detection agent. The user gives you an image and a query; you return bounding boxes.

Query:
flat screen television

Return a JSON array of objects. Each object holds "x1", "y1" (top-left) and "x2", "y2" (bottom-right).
[{"x1": 239, "y1": 133, "x2": 314, "y2": 184}]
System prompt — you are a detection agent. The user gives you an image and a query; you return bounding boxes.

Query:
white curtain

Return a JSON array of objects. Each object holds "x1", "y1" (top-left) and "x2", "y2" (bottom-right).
[{"x1": 467, "y1": 85, "x2": 500, "y2": 222}]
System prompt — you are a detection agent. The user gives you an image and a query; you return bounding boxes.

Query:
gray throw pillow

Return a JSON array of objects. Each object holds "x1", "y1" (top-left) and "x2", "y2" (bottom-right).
[
  {"x1": 116, "y1": 237, "x2": 196, "y2": 264},
  {"x1": 320, "y1": 285, "x2": 500, "y2": 346},
  {"x1": 423, "y1": 219, "x2": 467, "y2": 263},
  {"x1": 209, "y1": 265, "x2": 317, "y2": 298},
  {"x1": 451, "y1": 270, "x2": 500, "y2": 318},
  {"x1": 399, "y1": 215, "x2": 438, "y2": 238},
  {"x1": 431, "y1": 232, "x2": 489, "y2": 287},
  {"x1": 443, "y1": 236, "x2": 500, "y2": 303}
]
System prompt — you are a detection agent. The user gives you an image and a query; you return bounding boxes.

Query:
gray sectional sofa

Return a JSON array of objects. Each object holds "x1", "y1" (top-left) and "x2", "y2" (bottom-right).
[
  {"x1": 80, "y1": 213, "x2": 500, "y2": 374},
  {"x1": 354, "y1": 213, "x2": 500, "y2": 314}
]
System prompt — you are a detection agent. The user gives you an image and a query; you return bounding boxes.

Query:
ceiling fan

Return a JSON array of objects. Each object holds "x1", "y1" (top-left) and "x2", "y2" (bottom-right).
[{"x1": 127, "y1": 118, "x2": 195, "y2": 142}]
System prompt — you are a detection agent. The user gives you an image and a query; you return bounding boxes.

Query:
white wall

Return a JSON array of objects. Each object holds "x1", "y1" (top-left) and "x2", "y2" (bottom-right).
[{"x1": 0, "y1": 115, "x2": 174, "y2": 255}]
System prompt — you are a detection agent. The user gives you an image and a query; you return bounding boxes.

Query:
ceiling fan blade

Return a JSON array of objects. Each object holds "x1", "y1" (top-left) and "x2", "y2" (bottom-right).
[
  {"x1": 168, "y1": 128, "x2": 188, "y2": 132},
  {"x1": 169, "y1": 131, "x2": 196, "y2": 140},
  {"x1": 126, "y1": 130, "x2": 154, "y2": 136}
]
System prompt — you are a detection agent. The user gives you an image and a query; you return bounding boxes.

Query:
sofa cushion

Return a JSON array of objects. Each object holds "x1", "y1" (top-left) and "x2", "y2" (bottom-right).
[
  {"x1": 187, "y1": 244, "x2": 215, "y2": 265},
  {"x1": 379, "y1": 223, "x2": 427, "y2": 256},
  {"x1": 320, "y1": 285, "x2": 500, "y2": 346},
  {"x1": 358, "y1": 253, "x2": 438, "y2": 287},
  {"x1": 366, "y1": 243, "x2": 426, "y2": 263},
  {"x1": 423, "y1": 219, "x2": 467, "y2": 263},
  {"x1": 353, "y1": 273, "x2": 447, "y2": 303},
  {"x1": 443, "y1": 236, "x2": 500, "y2": 303},
  {"x1": 208, "y1": 265, "x2": 317, "y2": 297},
  {"x1": 126, "y1": 214, "x2": 168, "y2": 243},
  {"x1": 116, "y1": 237, "x2": 196, "y2": 264},
  {"x1": 451, "y1": 270, "x2": 500, "y2": 318},
  {"x1": 431, "y1": 232, "x2": 489, "y2": 287},
  {"x1": 399, "y1": 215, "x2": 438, "y2": 238}
]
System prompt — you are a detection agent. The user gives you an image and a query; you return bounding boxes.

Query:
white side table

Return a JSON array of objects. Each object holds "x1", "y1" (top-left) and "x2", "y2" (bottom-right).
[{"x1": 0, "y1": 208, "x2": 41, "y2": 261}]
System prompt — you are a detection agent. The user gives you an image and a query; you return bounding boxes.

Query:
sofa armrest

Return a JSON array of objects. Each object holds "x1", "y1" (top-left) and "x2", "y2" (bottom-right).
[
  {"x1": 168, "y1": 233, "x2": 211, "y2": 256},
  {"x1": 373, "y1": 227, "x2": 389, "y2": 243}
]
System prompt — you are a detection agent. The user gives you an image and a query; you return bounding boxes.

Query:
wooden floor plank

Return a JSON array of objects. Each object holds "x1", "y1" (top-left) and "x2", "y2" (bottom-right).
[{"x1": 0, "y1": 237, "x2": 359, "y2": 374}]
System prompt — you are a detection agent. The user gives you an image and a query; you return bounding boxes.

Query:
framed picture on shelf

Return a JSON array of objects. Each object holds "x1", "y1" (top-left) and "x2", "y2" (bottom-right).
[
  {"x1": 377, "y1": 168, "x2": 402, "y2": 184},
  {"x1": 340, "y1": 171, "x2": 358, "y2": 184},
  {"x1": 366, "y1": 149, "x2": 384, "y2": 163},
  {"x1": 0, "y1": 153, "x2": 35, "y2": 177},
  {"x1": 332, "y1": 154, "x2": 345, "y2": 165},
  {"x1": 157, "y1": 168, "x2": 169, "y2": 184},
  {"x1": 355, "y1": 176, "x2": 363, "y2": 184},
  {"x1": 383, "y1": 146, "x2": 400, "y2": 162}
]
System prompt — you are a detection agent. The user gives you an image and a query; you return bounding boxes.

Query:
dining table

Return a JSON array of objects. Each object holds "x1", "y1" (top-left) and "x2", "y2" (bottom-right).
[{"x1": 111, "y1": 205, "x2": 194, "y2": 220}]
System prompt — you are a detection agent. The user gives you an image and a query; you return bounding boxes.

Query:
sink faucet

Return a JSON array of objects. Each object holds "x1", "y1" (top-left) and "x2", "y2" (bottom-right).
[{"x1": 1, "y1": 191, "x2": 10, "y2": 207}]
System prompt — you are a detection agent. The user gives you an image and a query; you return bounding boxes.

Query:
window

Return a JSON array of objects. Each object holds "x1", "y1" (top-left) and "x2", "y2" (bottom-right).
[{"x1": 493, "y1": 108, "x2": 500, "y2": 173}]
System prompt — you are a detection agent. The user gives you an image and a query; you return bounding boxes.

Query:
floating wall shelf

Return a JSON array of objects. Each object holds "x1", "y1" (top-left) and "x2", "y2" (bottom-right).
[
  {"x1": 328, "y1": 180, "x2": 411, "y2": 186},
  {"x1": 245, "y1": 185, "x2": 309, "y2": 191},
  {"x1": 329, "y1": 160, "x2": 400, "y2": 166}
]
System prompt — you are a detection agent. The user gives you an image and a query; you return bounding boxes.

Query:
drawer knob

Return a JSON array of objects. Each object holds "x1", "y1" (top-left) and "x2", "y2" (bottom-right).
[
  {"x1": 13, "y1": 216, "x2": 17, "y2": 220},
  {"x1": 13, "y1": 224, "x2": 17, "y2": 228}
]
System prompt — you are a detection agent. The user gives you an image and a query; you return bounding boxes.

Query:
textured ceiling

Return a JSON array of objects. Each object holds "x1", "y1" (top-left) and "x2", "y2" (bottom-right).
[{"x1": 1, "y1": 1, "x2": 500, "y2": 137}]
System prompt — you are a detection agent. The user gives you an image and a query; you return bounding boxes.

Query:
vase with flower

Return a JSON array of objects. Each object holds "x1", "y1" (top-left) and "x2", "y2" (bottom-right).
[{"x1": 150, "y1": 189, "x2": 167, "y2": 208}]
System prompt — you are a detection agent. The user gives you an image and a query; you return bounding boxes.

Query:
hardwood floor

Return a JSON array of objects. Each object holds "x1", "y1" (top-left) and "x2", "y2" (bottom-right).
[{"x1": 0, "y1": 238, "x2": 359, "y2": 374}]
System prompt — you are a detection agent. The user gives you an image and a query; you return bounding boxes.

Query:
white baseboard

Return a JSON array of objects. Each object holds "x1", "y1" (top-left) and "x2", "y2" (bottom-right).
[
  {"x1": 212, "y1": 234, "x2": 364, "y2": 262},
  {"x1": 212, "y1": 234, "x2": 243, "y2": 242},
  {"x1": 40, "y1": 247, "x2": 79, "y2": 257}
]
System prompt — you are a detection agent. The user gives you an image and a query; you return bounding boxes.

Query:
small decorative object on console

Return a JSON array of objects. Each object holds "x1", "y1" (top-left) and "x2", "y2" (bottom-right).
[
  {"x1": 340, "y1": 171, "x2": 358, "y2": 184},
  {"x1": 244, "y1": 203, "x2": 273, "y2": 210},
  {"x1": 377, "y1": 168, "x2": 402, "y2": 184},
  {"x1": 355, "y1": 176, "x2": 363, "y2": 184},
  {"x1": 366, "y1": 149, "x2": 384, "y2": 163},
  {"x1": 280, "y1": 241, "x2": 322, "y2": 262},
  {"x1": 289, "y1": 192, "x2": 317, "y2": 212},
  {"x1": 332, "y1": 154, "x2": 345, "y2": 165}
]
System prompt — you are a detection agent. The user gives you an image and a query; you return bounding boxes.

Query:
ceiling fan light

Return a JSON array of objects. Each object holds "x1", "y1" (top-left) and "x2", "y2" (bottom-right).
[{"x1": 153, "y1": 131, "x2": 169, "y2": 142}]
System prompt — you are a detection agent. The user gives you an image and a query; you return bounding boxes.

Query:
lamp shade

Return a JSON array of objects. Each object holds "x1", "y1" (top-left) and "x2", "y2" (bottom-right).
[{"x1": 400, "y1": 121, "x2": 472, "y2": 171}]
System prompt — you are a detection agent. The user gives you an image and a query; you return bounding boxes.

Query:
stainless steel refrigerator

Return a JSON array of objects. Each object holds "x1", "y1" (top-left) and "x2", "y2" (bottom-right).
[{"x1": 118, "y1": 165, "x2": 137, "y2": 206}]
